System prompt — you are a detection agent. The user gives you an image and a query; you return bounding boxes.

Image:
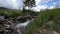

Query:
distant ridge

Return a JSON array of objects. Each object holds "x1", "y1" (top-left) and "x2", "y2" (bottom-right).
[{"x1": 0, "y1": 7, "x2": 9, "y2": 10}]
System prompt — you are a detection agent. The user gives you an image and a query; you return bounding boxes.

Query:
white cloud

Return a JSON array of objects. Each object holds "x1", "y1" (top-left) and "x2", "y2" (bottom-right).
[
  {"x1": 31, "y1": 5, "x2": 48, "y2": 12},
  {"x1": 35, "y1": 0, "x2": 42, "y2": 5},
  {"x1": 53, "y1": 1, "x2": 60, "y2": 8},
  {"x1": 0, "y1": 0, "x2": 59, "y2": 12},
  {"x1": 0, "y1": 0, "x2": 23, "y2": 9},
  {"x1": 33, "y1": 0, "x2": 60, "y2": 12},
  {"x1": 48, "y1": 6, "x2": 54, "y2": 9},
  {"x1": 31, "y1": 0, "x2": 54, "y2": 12}
]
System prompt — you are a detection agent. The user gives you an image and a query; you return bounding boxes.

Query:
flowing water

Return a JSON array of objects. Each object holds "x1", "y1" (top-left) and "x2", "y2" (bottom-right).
[{"x1": 13, "y1": 19, "x2": 34, "y2": 34}]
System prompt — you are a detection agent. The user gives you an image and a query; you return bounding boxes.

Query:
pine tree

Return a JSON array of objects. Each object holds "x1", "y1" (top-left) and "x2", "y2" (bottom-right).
[{"x1": 23, "y1": 0, "x2": 36, "y2": 10}]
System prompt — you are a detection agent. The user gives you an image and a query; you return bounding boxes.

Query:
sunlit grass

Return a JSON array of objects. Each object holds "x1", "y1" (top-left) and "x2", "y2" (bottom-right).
[{"x1": 27, "y1": 8, "x2": 60, "y2": 34}]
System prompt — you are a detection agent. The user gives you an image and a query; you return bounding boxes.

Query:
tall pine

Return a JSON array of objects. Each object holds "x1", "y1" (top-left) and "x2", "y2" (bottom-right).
[{"x1": 23, "y1": 0, "x2": 36, "y2": 10}]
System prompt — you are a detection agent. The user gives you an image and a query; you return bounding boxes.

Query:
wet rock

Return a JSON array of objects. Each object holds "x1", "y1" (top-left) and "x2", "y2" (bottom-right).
[
  {"x1": 0, "y1": 16, "x2": 5, "y2": 22},
  {"x1": 0, "y1": 15, "x2": 37, "y2": 34}
]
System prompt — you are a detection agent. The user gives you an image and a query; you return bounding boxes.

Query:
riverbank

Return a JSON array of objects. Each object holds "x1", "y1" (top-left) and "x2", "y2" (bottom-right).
[
  {"x1": 0, "y1": 9, "x2": 39, "y2": 34},
  {"x1": 27, "y1": 8, "x2": 60, "y2": 34}
]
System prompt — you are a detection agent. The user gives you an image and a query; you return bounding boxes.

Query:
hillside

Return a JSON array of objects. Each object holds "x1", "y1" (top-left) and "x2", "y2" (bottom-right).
[
  {"x1": 0, "y1": 8, "x2": 60, "y2": 34},
  {"x1": 0, "y1": 8, "x2": 39, "y2": 34},
  {"x1": 27, "y1": 8, "x2": 60, "y2": 34}
]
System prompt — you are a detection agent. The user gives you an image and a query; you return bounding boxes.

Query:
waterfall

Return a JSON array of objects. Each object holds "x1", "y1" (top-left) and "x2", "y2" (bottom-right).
[{"x1": 14, "y1": 19, "x2": 34, "y2": 29}]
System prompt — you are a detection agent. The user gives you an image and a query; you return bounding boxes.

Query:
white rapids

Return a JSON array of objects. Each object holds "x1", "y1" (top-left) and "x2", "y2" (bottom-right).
[{"x1": 14, "y1": 19, "x2": 34, "y2": 29}]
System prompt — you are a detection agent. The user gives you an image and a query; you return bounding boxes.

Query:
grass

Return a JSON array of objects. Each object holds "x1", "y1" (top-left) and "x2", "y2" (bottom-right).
[
  {"x1": 27, "y1": 8, "x2": 60, "y2": 34},
  {"x1": 0, "y1": 8, "x2": 40, "y2": 34},
  {"x1": 1, "y1": 8, "x2": 60, "y2": 34},
  {"x1": 0, "y1": 9, "x2": 37, "y2": 18}
]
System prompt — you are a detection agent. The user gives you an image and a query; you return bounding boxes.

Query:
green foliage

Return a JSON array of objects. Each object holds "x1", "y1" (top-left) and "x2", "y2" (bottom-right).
[
  {"x1": 27, "y1": 8, "x2": 60, "y2": 34},
  {"x1": 23, "y1": 0, "x2": 35, "y2": 9},
  {"x1": 22, "y1": 10, "x2": 38, "y2": 16},
  {"x1": 0, "y1": 10, "x2": 23, "y2": 18},
  {"x1": 0, "y1": 9, "x2": 37, "y2": 18}
]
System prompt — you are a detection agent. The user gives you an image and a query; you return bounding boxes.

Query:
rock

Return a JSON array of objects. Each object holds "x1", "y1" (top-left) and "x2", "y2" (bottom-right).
[{"x1": 0, "y1": 16, "x2": 5, "y2": 22}]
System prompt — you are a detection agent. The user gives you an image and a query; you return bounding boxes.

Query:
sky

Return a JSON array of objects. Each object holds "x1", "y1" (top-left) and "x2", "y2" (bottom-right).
[
  {"x1": 0, "y1": 0, "x2": 60, "y2": 12},
  {"x1": 32, "y1": 0, "x2": 60, "y2": 12},
  {"x1": 0, "y1": 0, "x2": 23, "y2": 9}
]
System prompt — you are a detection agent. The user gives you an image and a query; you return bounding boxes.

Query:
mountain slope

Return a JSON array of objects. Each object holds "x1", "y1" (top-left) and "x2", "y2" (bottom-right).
[{"x1": 27, "y1": 8, "x2": 60, "y2": 34}]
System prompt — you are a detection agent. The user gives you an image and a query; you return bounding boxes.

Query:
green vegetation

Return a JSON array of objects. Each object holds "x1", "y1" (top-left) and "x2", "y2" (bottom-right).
[
  {"x1": 27, "y1": 8, "x2": 60, "y2": 34},
  {"x1": 0, "y1": 9, "x2": 37, "y2": 18},
  {"x1": 1, "y1": 7, "x2": 60, "y2": 34}
]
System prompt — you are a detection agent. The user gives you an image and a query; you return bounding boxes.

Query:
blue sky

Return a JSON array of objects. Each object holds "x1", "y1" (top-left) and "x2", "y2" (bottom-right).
[
  {"x1": 33, "y1": 0, "x2": 60, "y2": 12},
  {"x1": 0, "y1": 0, "x2": 60, "y2": 11},
  {"x1": 41, "y1": 0, "x2": 60, "y2": 8}
]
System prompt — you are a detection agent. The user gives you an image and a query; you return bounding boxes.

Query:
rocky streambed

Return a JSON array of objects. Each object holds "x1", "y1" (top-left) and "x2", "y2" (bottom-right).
[{"x1": 0, "y1": 15, "x2": 37, "y2": 34}]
